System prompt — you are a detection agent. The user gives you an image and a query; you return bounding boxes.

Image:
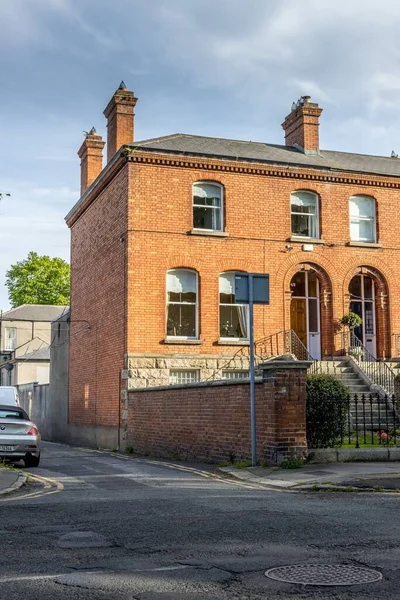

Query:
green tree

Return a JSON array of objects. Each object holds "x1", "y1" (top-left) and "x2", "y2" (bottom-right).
[{"x1": 5, "y1": 251, "x2": 70, "y2": 307}]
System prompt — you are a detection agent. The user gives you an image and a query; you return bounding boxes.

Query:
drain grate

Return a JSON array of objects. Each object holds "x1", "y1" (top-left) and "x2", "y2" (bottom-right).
[{"x1": 265, "y1": 564, "x2": 382, "y2": 586}]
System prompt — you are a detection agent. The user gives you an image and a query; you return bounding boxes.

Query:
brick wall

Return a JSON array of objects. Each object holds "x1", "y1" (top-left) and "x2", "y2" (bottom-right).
[
  {"x1": 68, "y1": 165, "x2": 128, "y2": 429},
  {"x1": 126, "y1": 156, "x2": 400, "y2": 359},
  {"x1": 127, "y1": 361, "x2": 309, "y2": 464}
]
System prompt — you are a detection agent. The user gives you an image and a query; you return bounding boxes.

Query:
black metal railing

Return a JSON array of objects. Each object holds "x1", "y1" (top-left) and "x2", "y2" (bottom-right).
[
  {"x1": 255, "y1": 329, "x2": 319, "y2": 372},
  {"x1": 308, "y1": 392, "x2": 400, "y2": 449},
  {"x1": 339, "y1": 330, "x2": 396, "y2": 395}
]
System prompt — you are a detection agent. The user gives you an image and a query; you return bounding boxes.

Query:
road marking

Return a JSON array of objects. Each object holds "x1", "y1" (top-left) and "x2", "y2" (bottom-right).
[
  {"x1": 75, "y1": 446, "x2": 266, "y2": 491},
  {"x1": 0, "y1": 473, "x2": 64, "y2": 502}
]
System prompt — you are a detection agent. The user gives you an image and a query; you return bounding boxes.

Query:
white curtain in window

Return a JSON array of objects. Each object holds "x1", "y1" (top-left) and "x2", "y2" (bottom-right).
[
  {"x1": 193, "y1": 183, "x2": 221, "y2": 200},
  {"x1": 167, "y1": 270, "x2": 196, "y2": 294},
  {"x1": 219, "y1": 272, "x2": 234, "y2": 295},
  {"x1": 350, "y1": 196, "x2": 375, "y2": 218},
  {"x1": 291, "y1": 191, "x2": 317, "y2": 209}
]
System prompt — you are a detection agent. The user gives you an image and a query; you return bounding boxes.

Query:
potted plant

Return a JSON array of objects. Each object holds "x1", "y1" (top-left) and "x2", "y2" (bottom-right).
[{"x1": 340, "y1": 312, "x2": 363, "y2": 330}]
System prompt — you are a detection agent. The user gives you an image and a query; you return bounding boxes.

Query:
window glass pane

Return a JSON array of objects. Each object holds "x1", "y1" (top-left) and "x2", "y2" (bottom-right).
[
  {"x1": 349, "y1": 276, "x2": 361, "y2": 298},
  {"x1": 350, "y1": 196, "x2": 375, "y2": 218},
  {"x1": 220, "y1": 305, "x2": 248, "y2": 338},
  {"x1": 291, "y1": 191, "x2": 317, "y2": 209},
  {"x1": 364, "y1": 303, "x2": 374, "y2": 334},
  {"x1": 308, "y1": 299, "x2": 318, "y2": 332},
  {"x1": 358, "y1": 219, "x2": 374, "y2": 242},
  {"x1": 222, "y1": 370, "x2": 249, "y2": 380},
  {"x1": 193, "y1": 206, "x2": 214, "y2": 229},
  {"x1": 170, "y1": 370, "x2": 200, "y2": 385},
  {"x1": 219, "y1": 272, "x2": 235, "y2": 304},
  {"x1": 5, "y1": 328, "x2": 16, "y2": 351},
  {"x1": 308, "y1": 271, "x2": 318, "y2": 297},
  {"x1": 167, "y1": 304, "x2": 196, "y2": 337},
  {"x1": 290, "y1": 272, "x2": 306, "y2": 297},
  {"x1": 167, "y1": 270, "x2": 196, "y2": 294},
  {"x1": 364, "y1": 276, "x2": 373, "y2": 299},
  {"x1": 291, "y1": 214, "x2": 312, "y2": 237},
  {"x1": 193, "y1": 183, "x2": 221, "y2": 201}
]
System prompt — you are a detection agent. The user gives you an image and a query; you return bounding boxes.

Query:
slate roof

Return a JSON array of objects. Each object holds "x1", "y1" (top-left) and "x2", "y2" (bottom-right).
[
  {"x1": 19, "y1": 346, "x2": 50, "y2": 361},
  {"x1": 129, "y1": 134, "x2": 400, "y2": 178},
  {"x1": 2, "y1": 305, "x2": 69, "y2": 322}
]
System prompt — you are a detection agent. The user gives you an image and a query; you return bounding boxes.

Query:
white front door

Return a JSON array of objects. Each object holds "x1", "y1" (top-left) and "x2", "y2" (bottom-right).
[{"x1": 349, "y1": 274, "x2": 376, "y2": 358}]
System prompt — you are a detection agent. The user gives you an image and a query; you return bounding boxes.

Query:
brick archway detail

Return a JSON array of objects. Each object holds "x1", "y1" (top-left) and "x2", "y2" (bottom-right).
[
  {"x1": 343, "y1": 265, "x2": 390, "y2": 359},
  {"x1": 283, "y1": 261, "x2": 334, "y2": 357}
]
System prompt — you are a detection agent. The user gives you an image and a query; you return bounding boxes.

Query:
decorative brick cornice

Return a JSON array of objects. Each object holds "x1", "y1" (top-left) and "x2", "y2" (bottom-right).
[{"x1": 127, "y1": 152, "x2": 400, "y2": 189}]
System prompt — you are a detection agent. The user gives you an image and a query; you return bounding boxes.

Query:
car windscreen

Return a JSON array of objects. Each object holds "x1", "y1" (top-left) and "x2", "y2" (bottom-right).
[
  {"x1": 0, "y1": 409, "x2": 24, "y2": 419},
  {"x1": 0, "y1": 389, "x2": 15, "y2": 402}
]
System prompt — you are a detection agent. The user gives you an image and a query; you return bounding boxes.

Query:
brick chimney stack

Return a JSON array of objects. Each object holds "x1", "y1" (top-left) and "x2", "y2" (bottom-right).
[
  {"x1": 281, "y1": 96, "x2": 323, "y2": 154},
  {"x1": 103, "y1": 81, "x2": 138, "y2": 163},
  {"x1": 77, "y1": 127, "x2": 106, "y2": 196}
]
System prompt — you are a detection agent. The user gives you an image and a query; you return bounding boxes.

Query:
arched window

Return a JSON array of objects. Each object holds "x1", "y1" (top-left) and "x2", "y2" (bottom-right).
[
  {"x1": 166, "y1": 269, "x2": 198, "y2": 339},
  {"x1": 193, "y1": 182, "x2": 223, "y2": 231},
  {"x1": 219, "y1": 272, "x2": 248, "y2": 340},
  {"x1": 290, "y1": 191, "x2": 319, "y2": 239},
  {"x1": 349, "y1": 196, "x2": 376, "y2": 242}
]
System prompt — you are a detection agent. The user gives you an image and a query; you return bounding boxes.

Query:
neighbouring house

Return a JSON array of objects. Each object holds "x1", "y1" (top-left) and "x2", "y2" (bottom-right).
[
  {"x1": 65, "y1": 83, "x2": 400, "y2": 449},
  {"x1": 0, "y1": 304, "x2": 69, "y2": 385}
]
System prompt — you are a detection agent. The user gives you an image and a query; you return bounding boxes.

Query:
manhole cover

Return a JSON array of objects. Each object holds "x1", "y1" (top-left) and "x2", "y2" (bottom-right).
[{"x1": 265, "y1": 564, "x2": 382, "y2": 586}]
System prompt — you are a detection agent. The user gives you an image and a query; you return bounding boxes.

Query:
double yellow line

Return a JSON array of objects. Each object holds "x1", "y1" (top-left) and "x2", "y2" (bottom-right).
[{"x1": 0, "y1": 473, "x2": 64, "y2": 502}]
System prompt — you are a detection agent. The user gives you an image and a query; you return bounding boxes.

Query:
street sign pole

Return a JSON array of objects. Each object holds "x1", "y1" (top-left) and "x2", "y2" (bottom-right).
[
  {"x1": 234, "y1": 272, "x2": 269, "y2": 469},
  {"x1": 248, "y1": 274, "x2": 256, "y2": 467}
]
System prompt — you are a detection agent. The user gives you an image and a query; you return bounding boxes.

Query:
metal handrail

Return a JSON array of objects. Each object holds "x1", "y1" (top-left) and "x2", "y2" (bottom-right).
[
  {"x1": 340, "y1": 330, "x2": 396, "y2": 395},
  {"x1": 254, "y1": 329, "x2": 319, "y2": 373}
]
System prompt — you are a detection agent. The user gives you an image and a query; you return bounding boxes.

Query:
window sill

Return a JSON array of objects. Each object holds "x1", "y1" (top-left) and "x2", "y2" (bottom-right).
[
  {"x1": 290, "y1": 236, "x2": 326, "y2": 245},
  {"x1": 164, "y1": 338, "x2": 204, "y2": 345},
  {"x1": 188, "y1": 229, "x2": 229, "y2": 238},
  {"x1": 217, "y1": 339, "x2": 250, "y2": 346},
  {"x1": 346, "y1": 241, "x2": 382, "y2": 248}
]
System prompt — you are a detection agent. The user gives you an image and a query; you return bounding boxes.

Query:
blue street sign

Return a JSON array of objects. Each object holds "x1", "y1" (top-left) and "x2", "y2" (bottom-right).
[{"x1": 235, "y1": 273, "x2": 269, "y2": 304}]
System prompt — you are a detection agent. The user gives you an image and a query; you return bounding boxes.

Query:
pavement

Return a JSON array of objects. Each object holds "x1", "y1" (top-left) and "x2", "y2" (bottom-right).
[
  {"x1": 0, "y1": 465, "x2": 26, "y2": 495},
  {"x1": 219, "y1": 461, "x2": 400, "y2": 491}
]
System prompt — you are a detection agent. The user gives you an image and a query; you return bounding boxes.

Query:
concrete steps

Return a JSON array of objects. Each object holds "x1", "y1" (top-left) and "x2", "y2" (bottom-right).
[{"x1": 313, "y1": 360, "x2": 396, "y2": 431}]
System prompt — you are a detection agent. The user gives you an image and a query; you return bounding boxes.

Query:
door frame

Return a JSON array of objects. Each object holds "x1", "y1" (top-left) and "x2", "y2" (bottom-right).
[{"x1": 290, "y1": 270, "x2": 321, "y2": 359}]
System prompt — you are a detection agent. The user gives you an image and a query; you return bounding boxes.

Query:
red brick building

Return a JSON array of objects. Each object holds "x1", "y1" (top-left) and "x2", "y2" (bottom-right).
[{"x1": 66, "y1": 83, "x2": 400, "y2": 447}]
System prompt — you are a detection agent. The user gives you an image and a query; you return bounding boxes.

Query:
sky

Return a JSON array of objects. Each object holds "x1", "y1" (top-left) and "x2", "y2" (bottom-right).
[{"x1": 1, "y1": 0, "x2": 400, "y2": 309}]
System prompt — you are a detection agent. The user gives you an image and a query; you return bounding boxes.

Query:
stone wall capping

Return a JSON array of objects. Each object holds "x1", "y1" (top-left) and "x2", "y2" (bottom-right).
[{"x1": 130, "y1": 377, "x2": 261, "y2": 393}]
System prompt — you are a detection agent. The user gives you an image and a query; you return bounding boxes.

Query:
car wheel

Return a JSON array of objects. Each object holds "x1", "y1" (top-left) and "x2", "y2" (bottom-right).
[{"x1": 24, "y1": 454, "x2": 40, "y2": 468}]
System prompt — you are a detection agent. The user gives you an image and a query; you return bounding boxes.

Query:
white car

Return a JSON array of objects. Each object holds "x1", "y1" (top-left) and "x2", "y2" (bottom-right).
[
  {"x1": 0, "y1": 386, "x2": 19, "y2": 406},
  {"x1": 0, "y1": 405, "x2": 41, "y2": 467}
]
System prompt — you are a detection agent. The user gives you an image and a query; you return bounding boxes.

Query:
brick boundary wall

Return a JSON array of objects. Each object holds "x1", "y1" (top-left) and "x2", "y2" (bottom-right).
[{"x1": 127, "y1": 360, "x2": 310, "y2": 464}]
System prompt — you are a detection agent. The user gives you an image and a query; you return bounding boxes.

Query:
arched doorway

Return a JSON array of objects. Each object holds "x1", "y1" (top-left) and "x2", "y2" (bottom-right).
[
  {"x1": 348, "y1": 273, "x2": 376, "y2": 356},
  {"x1": 290, "y1": 269, "x2": 321, "y2": 359}
]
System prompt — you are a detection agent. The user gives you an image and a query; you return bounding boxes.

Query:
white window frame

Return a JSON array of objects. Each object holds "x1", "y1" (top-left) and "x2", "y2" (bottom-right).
[
  {"x1": 169, "y1": 369, "x2": 200, "y2": 385},
  {"x1": 222, "y1": 370, "x2": 249, "y2": 380},
  {"x1": 4, "y1": 327, "x2": 17, "y2": 351},
  {"x1": 219, "y1": 272, "x2": 249, "y2": 341},
  {"x1": 166, "y1": 268, "x2": 199, "y2": 340},
  {"x1": 192, "y1": 182, "x2": 223, "y2": 232},
  {"x1": 349, "y1": 195, "x2": 376, "y2": 243},
  {"x1": 290, "y1": 190, "x2": 319, "y2": 239}
]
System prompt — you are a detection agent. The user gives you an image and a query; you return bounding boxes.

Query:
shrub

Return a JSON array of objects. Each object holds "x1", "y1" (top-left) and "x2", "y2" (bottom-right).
[{"x1": 306, "y1": 375, "x2": 349, "y2": 448}]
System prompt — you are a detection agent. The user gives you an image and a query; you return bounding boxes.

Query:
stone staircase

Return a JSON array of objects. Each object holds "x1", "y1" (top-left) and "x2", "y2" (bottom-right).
[{"x1": 314, "y1": 360, "x2": 396, "y2": 432}]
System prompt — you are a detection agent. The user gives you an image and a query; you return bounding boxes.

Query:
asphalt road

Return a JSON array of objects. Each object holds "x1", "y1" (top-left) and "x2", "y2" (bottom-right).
[{"x1": 1, "y1": 442, "x2": 400, "y2": 599}]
